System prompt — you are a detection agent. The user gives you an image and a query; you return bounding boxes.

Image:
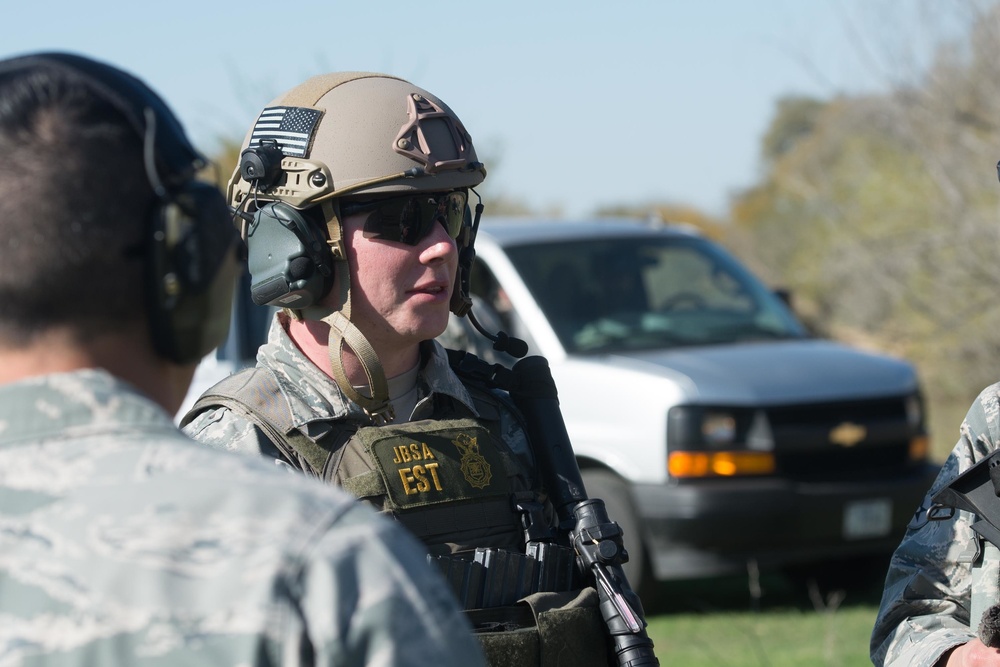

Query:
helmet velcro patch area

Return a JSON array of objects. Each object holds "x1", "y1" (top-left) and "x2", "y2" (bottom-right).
[{"x1": 248, "y1": 106, "x2": 323, "y2": 158}]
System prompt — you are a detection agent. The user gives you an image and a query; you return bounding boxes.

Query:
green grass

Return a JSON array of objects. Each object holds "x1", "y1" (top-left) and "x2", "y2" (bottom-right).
[
  {"x1": 644, "y1": 606, "x2": 877, "y2": 666},
  {"x1": 637, "y1": 573, "x2": 882, "y2": 666}
]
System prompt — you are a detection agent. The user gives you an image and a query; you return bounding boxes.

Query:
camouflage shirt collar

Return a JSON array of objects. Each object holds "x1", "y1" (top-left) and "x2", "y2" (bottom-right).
[
  {"x1": 414, "y1": 338, "x2": 479, "y2": 420},
  {"x1": 258, "y1": 313, "x2": 477, "y2": 430},
  {"x1": 0, "y1": 368, "x2": 176, "y2": 445}
]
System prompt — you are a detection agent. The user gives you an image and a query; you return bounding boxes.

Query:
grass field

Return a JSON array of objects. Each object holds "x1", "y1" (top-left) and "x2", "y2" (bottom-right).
[{"x1": 639, "y1": 572, "x2": 883, "y2": 666}]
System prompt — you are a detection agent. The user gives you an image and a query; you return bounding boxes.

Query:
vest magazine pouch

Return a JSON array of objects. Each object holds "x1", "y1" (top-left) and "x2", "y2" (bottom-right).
[
  {"x1": 467, "y1": 603, "x2": 537, "y2": 632},
  {"x1": 476, "y1": 622, "x2": 539, "y2": 667},
  {"x1": 531, "y1": 589, "x2": 612, "y2": 667},
  {"x1": 430, "y1": 544, "x2": 577, "y2": 610},
  {"x1": 471, "y1": 588, "x2": 612, "y2": 667}
]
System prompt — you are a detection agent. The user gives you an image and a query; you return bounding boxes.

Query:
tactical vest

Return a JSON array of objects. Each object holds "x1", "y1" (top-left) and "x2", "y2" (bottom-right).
[
  {"x1": 183, "y1": 365, "x2": 536, "y2": 554},
  {"x1": 183, "y1": 358, "x2": 615, "y2": 667}
]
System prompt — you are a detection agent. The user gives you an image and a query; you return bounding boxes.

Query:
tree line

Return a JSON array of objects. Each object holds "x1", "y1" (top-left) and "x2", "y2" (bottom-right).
[
  {"x1": 590, "y1": 1, "x2": 1000, "y2": 415},
  {"x1": 725, "y1": 1, "x2": 1000, "y2": 408}
]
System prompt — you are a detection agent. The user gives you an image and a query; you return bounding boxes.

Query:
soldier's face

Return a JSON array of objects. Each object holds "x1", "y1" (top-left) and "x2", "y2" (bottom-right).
[{"x1": 340, "y1": 210, "x2": 458, "y2": 350}]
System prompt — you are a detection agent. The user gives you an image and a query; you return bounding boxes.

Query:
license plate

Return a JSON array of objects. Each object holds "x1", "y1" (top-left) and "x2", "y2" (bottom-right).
[{"x1": 843, "y1": 499, "x2": 892, "y2": 540}]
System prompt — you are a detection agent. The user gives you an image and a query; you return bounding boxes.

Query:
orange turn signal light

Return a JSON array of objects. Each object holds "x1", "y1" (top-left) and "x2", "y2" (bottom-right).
[
  {"x1": 668, "y1": 451, "x2": 776, "y2": 478},
  {"x1": 908, "y1": 435, "x2": 930, "y2": 462}
]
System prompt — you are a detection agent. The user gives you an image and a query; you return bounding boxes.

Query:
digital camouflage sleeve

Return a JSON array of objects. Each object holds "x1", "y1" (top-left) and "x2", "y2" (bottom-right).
[
  {"x1": 871, "y1": 382, "x2": 1000, "y2": 667},
  {"x1": 0, "y1": 369, "x2": 485, "y2": 667}
]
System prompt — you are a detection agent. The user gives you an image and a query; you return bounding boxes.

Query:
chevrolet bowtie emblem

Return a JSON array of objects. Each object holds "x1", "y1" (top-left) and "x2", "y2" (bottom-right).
[{"x1": 830, "y1": 422, "x2": 867, "y2": 447}]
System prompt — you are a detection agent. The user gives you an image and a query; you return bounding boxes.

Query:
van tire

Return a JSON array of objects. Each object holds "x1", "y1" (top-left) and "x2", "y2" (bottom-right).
[{"x1": 580, "y1": 469, "x2": 654, "y2": 604}]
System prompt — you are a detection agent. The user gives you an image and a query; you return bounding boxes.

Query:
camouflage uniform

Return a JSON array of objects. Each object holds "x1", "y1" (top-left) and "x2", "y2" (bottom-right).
[
  {"x1": 871, "y1": 382, "x2": 1000, "y2": 667},
  {"x1": 0, "y1": 368, "x2": 485, "y2": 667},
  {"x1": 185, "y1": 312, "x2": 531, "y2": 460},
  {"x1": 183, "y1": 311, "x2": 539, "y2": 554}
]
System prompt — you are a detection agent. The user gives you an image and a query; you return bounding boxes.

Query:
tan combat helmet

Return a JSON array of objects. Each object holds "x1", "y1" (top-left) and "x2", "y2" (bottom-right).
[{"x1": 230, "y1": 72, "x2": 486, "y2": 424}]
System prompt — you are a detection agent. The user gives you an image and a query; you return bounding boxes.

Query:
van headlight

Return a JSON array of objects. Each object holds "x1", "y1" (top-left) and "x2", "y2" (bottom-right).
[
  {"x1": 667, "y1": 406, "x2": 776, "y2": 478},
  {"x1": 905, "y1": 392, "x2": 924, "y2": 430},
  {"x1": 702, "y1": 411, "x2": 737, "y2": 445},
  {"x1": 905, "y1": 391, "x2": 929, "y2": 462}
]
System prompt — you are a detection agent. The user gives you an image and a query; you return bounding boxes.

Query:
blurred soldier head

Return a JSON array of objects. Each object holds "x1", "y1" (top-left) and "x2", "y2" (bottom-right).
[
  {"x1": 0, "y1": 52, "x2": 240, "y2": 410},
  {"x1": 229, "y1": 73, "x2": 487, "y2": 419}
]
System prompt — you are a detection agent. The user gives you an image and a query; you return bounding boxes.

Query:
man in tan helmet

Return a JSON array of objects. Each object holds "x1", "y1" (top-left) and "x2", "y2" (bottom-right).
[{"x1": 182, "y1": 72, "x2": 619, "y2": 665}]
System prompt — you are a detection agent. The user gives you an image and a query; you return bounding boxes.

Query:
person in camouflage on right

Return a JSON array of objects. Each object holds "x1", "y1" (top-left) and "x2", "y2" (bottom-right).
[{"x1": 871, "y1": 390, "x2": 1000, "y2": 662}]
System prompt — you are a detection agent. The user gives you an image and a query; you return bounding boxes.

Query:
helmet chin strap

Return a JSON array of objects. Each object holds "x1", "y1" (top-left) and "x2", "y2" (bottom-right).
[
  {"x1": 323, "y1": 308, "x2": 394, "y2": 424},
  {"x1": 299, "y1": 200, "x2": 394, "y2": 425}
]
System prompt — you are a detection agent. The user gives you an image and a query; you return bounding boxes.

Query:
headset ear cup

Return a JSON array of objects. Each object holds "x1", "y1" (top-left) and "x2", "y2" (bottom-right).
[
  {"x1": 146, "y1": 182, "x2": 240, "y2": 364},
  {"x1": 2, "y1": 53, "x2": 242, "y2": 364},
  {"x1": 245, "y1": 202, "x2": 333, "y2": 310}
]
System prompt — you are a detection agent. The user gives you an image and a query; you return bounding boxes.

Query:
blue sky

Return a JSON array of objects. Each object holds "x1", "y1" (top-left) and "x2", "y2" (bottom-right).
[{"x1": 3, "y1": 1, "x2": 965, "y2": 218}]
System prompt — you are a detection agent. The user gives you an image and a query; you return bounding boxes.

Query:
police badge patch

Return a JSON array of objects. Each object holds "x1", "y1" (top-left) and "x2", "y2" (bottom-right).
[{"x1": 453, "y1": 432, "x2": 493, "y2": 489}]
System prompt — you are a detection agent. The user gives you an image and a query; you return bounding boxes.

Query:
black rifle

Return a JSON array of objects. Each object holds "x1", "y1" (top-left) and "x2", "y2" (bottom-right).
[
  {"x1": 452, "y1": 351, "x2": 659, "y2": 667},
  {"x1": 932, "y1": 449, "x2": 1000, "y2": 549},
  {"x1": 931, "y1": 449, "x2": 1000, "y2": 648}
]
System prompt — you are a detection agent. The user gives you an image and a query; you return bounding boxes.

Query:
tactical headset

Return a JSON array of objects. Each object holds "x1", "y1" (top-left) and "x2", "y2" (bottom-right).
[
  {"x1": 243, "y1": 199, "x2": 335, "y2": 310},
  {"x1": 231, "y1": 72, "x2": 488, "y2": 320},
  {"x1": 232, "y1": 72, "x2": 488, "y2": 421},
  {"x1": 231, "y1": 138, "x2": 331, "y2": 309},
  {"x1": 236, "y1": 141, "x2": 476, "y2": 316},
  {"x1": 0, "y1": 52, "x2": 240, "y2": 364}
]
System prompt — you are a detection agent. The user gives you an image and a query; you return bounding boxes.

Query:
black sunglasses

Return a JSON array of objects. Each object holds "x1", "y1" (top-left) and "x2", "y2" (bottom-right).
[{"x1": 340, "y1": 191, "x2": 467, "y2": 246}]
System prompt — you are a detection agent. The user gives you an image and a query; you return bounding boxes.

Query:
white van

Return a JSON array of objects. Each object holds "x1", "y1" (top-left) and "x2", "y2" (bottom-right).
[
  {"x1": 443, "y1": 217, "x2": 937, "y2": 595},
  {"x1": 184, "y1": 216, "x2": 938, "y2": 596}
]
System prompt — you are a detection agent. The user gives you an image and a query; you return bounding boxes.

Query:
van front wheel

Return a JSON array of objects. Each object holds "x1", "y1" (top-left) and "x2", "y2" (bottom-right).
[{"x1": 579, "y1": 469, "x2": 654, "y2": 605}]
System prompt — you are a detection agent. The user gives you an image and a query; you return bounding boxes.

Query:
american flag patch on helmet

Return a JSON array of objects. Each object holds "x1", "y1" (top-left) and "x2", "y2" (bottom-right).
[{"x1": 248, "y1": 106, "x2": 322, "y2": 158}]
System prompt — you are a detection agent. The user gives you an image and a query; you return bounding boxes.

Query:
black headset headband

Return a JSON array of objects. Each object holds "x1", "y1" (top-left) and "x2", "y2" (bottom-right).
[
  {"x1": 0, "y1": 51, "x2": 240, "y2": 365},
  {"x1": 0, "y1": 51, "x2": 204, "y2": 190}
]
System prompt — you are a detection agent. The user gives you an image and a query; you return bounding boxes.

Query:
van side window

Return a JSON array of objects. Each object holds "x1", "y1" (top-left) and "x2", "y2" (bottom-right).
[{"x1": 470, "y1": 262, "x2": 513, "y2": 333}]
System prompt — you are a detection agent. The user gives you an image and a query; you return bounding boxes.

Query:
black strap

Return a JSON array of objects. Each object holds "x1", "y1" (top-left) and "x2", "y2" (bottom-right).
[{"x1": 447, "y1": 348, "x2": 516, "y2": 392}]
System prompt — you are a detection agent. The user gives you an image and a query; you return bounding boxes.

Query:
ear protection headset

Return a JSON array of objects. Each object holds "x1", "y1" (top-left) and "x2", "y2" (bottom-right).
[
  {"x1": 244, "y1": 200, "x2": 334, "y2": 309},
  {"x1": 234, "y1": 72, "x2": 493, "y2": 421},
  {"x1": 236, "y1": 139, "x2": 337, "y2": 310},
  {"x1": 0, "y1": 52, "x2": 240, "y2": 364},
  {"x1": 239, "y1": 139, "x2": 478, "y2": 314}
]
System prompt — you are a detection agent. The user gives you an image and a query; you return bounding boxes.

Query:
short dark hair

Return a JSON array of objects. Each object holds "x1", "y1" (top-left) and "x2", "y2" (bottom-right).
[{"x1": 0, "y1": 62, "x2": 153, "y2": 346}]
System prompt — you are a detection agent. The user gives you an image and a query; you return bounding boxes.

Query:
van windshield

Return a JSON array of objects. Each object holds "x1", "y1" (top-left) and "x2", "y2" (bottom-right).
[{"x1": 504, "y1": 234, "x2": 808, "y2": 354}]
